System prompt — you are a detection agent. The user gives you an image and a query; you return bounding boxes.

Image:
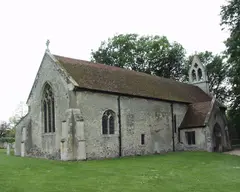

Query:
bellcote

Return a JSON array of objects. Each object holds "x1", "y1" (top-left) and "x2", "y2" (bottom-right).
[{"x1": 189, "y1": 55, "x2": 209, "y2": 94}]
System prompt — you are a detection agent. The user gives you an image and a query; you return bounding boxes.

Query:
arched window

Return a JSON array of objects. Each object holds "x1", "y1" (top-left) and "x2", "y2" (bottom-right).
[
  {"x1": 192, "y1": 70, "x2": 197, "y2": 81},
  {"x1": 102, "y1": 110, "x2": 115, "y2": 135},
  {"x1": 42, "y1": 83, "x2": 55, "y2": 133},
  {"x1": 197, "y1": 68, "x2": 203, "y2": 81}
]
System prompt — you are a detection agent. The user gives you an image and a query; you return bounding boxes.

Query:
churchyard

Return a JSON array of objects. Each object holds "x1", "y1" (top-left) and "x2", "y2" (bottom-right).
[{"x1": 0, "y1": 149, "x2": 239, "y2": 192}]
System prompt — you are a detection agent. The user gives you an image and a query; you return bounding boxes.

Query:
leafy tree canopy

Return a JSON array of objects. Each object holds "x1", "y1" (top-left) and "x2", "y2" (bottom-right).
[
  {"x1": 91, "y1": 34, "x2": 230, "y2": 104},
  {"x1": 0, "y1": 121, "x2": 10, "y2": 138},
  {"x1": 221, "y1": 0, "x2": 240, "y2": 138},
  {"x1": 184, "y1": 51, "x2": 231, "y2": 104},
  {"x1": 91, "y1": 34, "x2": 186, "y2": 81}
]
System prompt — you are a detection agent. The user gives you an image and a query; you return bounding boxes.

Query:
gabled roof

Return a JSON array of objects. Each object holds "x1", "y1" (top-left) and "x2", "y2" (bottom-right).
[
  {"x1": 54, "y1": 55, "x2": 212, "y2": 103},
  {"x1": 179, "y1": 101, "x2": 212, "y2": 128}
]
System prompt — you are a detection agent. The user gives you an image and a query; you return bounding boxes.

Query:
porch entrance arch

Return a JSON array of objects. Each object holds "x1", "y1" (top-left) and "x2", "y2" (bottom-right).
[{"x1": 213, "y1": 123, "x2": 223, "y2": 152}]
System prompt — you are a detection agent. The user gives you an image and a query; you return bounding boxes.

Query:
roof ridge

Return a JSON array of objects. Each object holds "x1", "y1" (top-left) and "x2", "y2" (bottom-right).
[
  {"x1": 53, "y1": 54, "x2": 196, "y2": 88},
  {"x1": 54, "y1": 54, "x2": 211, "y2": 103}
]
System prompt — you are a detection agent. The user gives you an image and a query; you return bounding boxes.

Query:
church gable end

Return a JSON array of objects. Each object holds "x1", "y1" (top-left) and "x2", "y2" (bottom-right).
[
  {"x1": 15, "y1": 51, "x2": 73, "y2": 160},
  {"x1": 205, "y1": 100, "x2": 231, "y2": 152}
]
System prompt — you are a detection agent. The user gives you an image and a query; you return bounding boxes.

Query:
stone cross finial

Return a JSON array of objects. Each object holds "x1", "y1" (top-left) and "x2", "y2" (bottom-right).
[{"x1": 46, "y1": 39, "x2": 50, "y2": 51}]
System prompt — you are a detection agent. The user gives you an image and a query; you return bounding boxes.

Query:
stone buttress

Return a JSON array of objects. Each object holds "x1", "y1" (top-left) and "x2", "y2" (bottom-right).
[{"x1": 60, "y1": 109, "x2": 86, "y2": 161}]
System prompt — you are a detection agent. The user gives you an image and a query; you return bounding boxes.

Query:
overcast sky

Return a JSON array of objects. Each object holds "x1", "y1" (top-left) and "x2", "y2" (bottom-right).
[{"x1": 0, "y1": 0, "x2": 228, "y2": 122}]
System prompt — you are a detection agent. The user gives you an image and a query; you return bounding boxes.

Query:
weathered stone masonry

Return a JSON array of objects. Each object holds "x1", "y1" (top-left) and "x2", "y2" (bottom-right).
[{"x1": 15, "y1": 51, "x2": 232, "y2": 160}]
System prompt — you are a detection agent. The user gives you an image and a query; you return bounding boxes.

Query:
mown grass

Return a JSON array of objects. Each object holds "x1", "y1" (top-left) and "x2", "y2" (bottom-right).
[{"x1": 0, "y1": 149, "x2": 240, "y2": 192}]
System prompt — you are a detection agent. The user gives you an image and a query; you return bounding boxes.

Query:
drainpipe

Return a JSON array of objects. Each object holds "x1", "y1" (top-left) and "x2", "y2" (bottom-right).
[
  {"x1": 171, "y1": 103, "x2": 175, "y2": 152},
  {"x1": 117, "y1": 96, "x2": 122, "y2": 157}
]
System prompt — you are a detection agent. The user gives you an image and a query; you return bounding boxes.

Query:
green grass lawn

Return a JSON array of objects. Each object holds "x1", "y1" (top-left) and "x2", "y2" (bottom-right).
[{"x1": 0, "y1": 149, "x2": 240, "y2": 192}]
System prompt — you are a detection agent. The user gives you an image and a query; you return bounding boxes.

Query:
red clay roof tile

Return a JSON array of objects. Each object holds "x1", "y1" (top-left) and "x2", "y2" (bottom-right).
[
  {"x1": 180, "y1": 101, "x2": 212, "y2": 128},
  {"x1": 54, "y1": 55, "x2": 212, "y2": 104}
]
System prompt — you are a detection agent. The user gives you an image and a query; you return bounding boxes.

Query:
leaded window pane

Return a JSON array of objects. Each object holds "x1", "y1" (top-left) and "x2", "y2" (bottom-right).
[
  {"x1": 44, "y1": 101, "x2": 47, "y2": 133},
  {"x1": 48, "y1": 100, "x2": 52, "y2": 132},
  {"x1": 52, "y1": 98, "x2": 55, "y2": 133},
  {"x1": 102, "y1": 115, "x2": 108, "y2": 134},
  {"x1": 102, "y1": 110, "x2": 115, "y2": 135},
  {"x1": 109, "y1": 116, "x2": 114, "y2": 134},
  {"x1": 43, "y1": 83, "x2": 55, "y2": 133}
]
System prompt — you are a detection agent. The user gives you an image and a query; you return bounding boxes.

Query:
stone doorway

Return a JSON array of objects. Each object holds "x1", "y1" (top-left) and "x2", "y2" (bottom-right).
[{"x1": 213, "y1": 123, "x2": 223, "y2": 152}]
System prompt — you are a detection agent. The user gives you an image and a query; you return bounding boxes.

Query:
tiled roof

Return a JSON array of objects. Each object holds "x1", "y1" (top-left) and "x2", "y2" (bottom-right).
[
  {"x1": 54, "y1": 55, "x2": 212, "y2": 103},
  {"x1": 179, "y1": 101, "x2": 212, "y2": 128}
]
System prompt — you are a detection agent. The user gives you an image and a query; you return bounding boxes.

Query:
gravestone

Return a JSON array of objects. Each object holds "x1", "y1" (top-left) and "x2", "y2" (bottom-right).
[{"x1": 6, "y1": 143, "x2": 10, "y2": 155}]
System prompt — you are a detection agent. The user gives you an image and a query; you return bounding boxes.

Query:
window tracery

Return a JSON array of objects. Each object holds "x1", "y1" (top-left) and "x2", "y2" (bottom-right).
[
  {"x1": 43, "y1": 83, "x2": 55, "y2": 133},
  {"x1": 102, "y1": 110, "x2": 115, "y2": 135}
]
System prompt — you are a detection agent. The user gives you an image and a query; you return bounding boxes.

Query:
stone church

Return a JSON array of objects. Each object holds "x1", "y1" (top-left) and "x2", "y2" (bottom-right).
[{"x1": 15, "y1": 48, "x2": 231, "y2": 160}]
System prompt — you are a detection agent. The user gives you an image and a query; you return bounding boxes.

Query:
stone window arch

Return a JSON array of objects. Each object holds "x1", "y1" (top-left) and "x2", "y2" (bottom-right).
[
  {"x1": 191, "y1": 69, "x2": 197, "y2": 81},
  {"x1": 102, "y1": 110, "x2": 115, "y2": 134},
  {"x1": 42, "y1": 83, "x2": 55, "y2": 133}
]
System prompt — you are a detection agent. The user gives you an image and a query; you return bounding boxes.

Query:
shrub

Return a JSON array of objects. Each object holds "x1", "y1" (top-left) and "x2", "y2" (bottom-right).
[{"x1": 0, "y1": 137, "x2": 15, "y2": 143}]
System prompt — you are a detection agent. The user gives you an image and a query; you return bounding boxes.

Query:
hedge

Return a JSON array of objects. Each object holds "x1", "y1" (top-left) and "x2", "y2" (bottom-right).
[{"x1": 0, "y1": 137, "x2": 15, "y2": 143}]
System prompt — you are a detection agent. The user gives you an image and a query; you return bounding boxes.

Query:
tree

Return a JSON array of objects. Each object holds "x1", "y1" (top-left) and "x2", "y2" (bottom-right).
[
  {"x1": 92, "y1": 34, "x2": 231, "y2": 104},
  {"x1": 91, "y1": 34, "x2": 186, "y2": 80},
  {"x1": 184, "y1": 51, "x2": 231, "y2": 104},
  {"x1": 0, "y1": 121, "x2": 15, "y2": 144},
  {"x1": 220, "y1": 0, "x2": 240, "y2": 138},
  {"x1": 0, "y1": 121, "x2": 9, "y2": 138},
  {"x1": 6, "y1": 129, "x2": 15, "y2": 138},
  {"x1": 9, "y1": 101, "x2": 28, "y2": 129}
]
